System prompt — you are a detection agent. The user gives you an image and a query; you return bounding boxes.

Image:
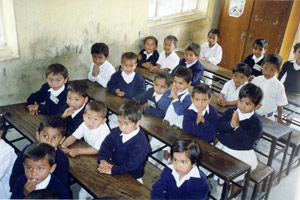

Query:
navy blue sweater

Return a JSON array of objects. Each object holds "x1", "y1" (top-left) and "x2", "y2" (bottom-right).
[
  {"x1": 216, "y1": 107, "x2": 263, "y2": 150},
  {"x1": 26, "y1": 83, "x2": 68, "y2": 115},
  {"x1": 11, "y1": 174, "x2": 70, "y2": 199},
  {"x1": 183, "y1": 104, "x2": 219, "y2": 143},
  {"x1": 151, "y1": 167, "x2": 209, "y2": 200},
  {"x1": 10, "y1": 146, "x2": 69, "y2": 191},
  {"x1": 162, "y1": 90, "x2": 192, "y2": 116},
  {"x1": 137, "y1": 49, "x2": 159, "y2": 67},
  {"x1": 107, "y1": 71, "x2": 146, "y2": 99},
  {"x1": 243, "y1": 54, "x2": 264, "y2": 77},
  {"x1": 278, "y1": 61, "x2": 300, "y2": 94},
  {"x1": 98, "y1": 128, "x2": 150, "y2": 179}
]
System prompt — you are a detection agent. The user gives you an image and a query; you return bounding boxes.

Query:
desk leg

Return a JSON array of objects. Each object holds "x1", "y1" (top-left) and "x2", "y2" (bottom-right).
[
  {"x1": 267, "y1": 138, "x2": 277, "y2": 167},
  {"x1": 278, "y1": 132, "x2": 292, "y2": 183},
  {"x1": 241, "y1": 169, "x2": 251, "y2": 200},
  {"x1": 221, "y1": 181, "x2": 230, "y2": 200}
]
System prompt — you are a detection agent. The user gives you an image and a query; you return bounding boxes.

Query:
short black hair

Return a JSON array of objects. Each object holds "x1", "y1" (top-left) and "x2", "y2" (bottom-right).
[
  {"x1": 121, "y1": 52, "x2": 137, "y2": 63},
  {"x1": 67, "y1": 80, "x2": 88, "y2": 98},
  {"x1": 91, "y1": 43, "x2": 109, "y2": 57},
  {"x1": 23, "y1": 142, "x2": 56, "y2": 167},
  {"x1": 85, "y1": 100, "x2": 107, "y2": 118},
  {"x1": 38, "y1": 116, "x2": 67, "y2": 136},
  {"x1": 25, "y1": 189, "x2": 59, "y2": 199},
  {"x1": 253, "y1": 39, "x2": 268, "y2": 49},
  {"x1": 173, "y1": 66, "x2": 193, "y2": 83},
  {"x1": 192, "y1": 83, "x2": 212, "y2": 98},
  {"x1": 117, "y1": 99, "x2": 142, "y2": 123},
  {"x1": 171, "y1": 138, "x2": 201, "y2": 166},
  {"x1": 45, "y1": 63, "x2": 68, "y2": 79},
  {"x1": 164, "y1": 35, "x2": 178, "y2": 46},
  {"x1": 263, "y1": 54, "x2": 283, "y2": 70},
  {"x1": 239, "y1": 83, "x2": 263, "y2": 106},
  {"x1": 208, "y1": 28, "x2": 220, "y2": 38},
  {"x1": 185, "y1": 42, "x2": 201, "y2": 56},
  {"x1": 232, "y1": 63, "x2": 252, "y2": 77},
  {"x1": 293, "y1": 42, "x2": 300, "y2": 52},
  {"x1": 154, "y1": 71, "x2": 173, "y2": 87},
  {"x1": 144, "y1": 36, "x2": 158, "y2": 47}
]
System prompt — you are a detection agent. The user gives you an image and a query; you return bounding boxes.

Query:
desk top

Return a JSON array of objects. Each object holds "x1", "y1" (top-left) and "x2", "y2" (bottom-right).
[
  {"x1": 286, "y1": 92, "x2": 300, "y2": 107},
  {"x1": 200, "y1": 60, "x2": 232, "y2": 81},
  {"x1": 261, "y1": 117, "x2": 292, "y2": 139}
]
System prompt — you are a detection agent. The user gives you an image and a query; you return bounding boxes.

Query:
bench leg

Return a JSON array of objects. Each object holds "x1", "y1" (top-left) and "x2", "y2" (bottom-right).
[
  {"x1": 264, "y1": 172, "x2": 274, "y2": 200},
  {"x1": 251, "y1": 183, "x2": 259, "y2": 200},
  {"x1": 286, "y1": 146, "x2": 296, "y2": 176}
]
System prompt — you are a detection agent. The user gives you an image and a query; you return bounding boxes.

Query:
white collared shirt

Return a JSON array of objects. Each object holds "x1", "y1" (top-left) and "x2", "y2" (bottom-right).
[
  {"x1": 143, "y1": 51, "x2": 154, "y2": 60},
  {"x1": 200, "y1": 42, "x2": 222, "y2": 65},
  {"x1": 35, "y1": 174, "x2": 51, "y2": 190},
  {"x1": 185, "y1": 60, "x2": 197, "y2": 68},
  {"x1": 48, "y1": 84, "x2": 65, "y2": 97},
  {"x1": 157, "y1": 51, "x2": 180, "y2": 73},
  {"x1": 221, "y1": 79, "x2": 247, "y2": 101},
  {"x1": 153, "y1": 92, "x2": 163, "y2": 102},
  {"x1": 88, "y1": 60, "x2": 116, "y2": 88},
  {"x1": 252, "y1": 55, "x2": 264, "y2": 64},
  {"x1": 121, "y1": 71, "x2": 136, "y2": 84},
  {"x1": 237, "y1": 108, "x2": 254, "y2": 121},
  {"x1": 120, "y1": 127, "x2": 140, "y2": 143},
  {"x1": 71, "y1": 103, "x2": 86, "y2": 118},
  {"x1": 188, "y1": 103, "x2": 209, "y2": 116},
  {"x1": 168, "y1": 164, "x2": 201, "y2": 187}
]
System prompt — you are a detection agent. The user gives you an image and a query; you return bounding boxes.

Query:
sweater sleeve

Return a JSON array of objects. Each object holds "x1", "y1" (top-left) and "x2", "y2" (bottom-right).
[
  {"x1": 136, "y1": 88, "x2": 153, "y2": 105},
  {"x1": 189, "y1": 172, "x2": 209, "y2": 200},
  {"x1": 9, "y1": 147, "x2": 26, "y2": 191},
  {"x1": 151, "y1": 168, "x2": 169, "y2": 199},
  {"x1": 10, "y1": 175, "x2": 26, "y2": 199},
  {"x1": 135, "y1": 74, "x2": 146, "y2": 97},
  {"x1": 137, "y1": 50, "x2": 145, "y2": 67},
  {"x1": 215, "y1": 108, "x2": 235, "y2": 133},
  {"x1": 192, "y1": 62, "x2": 204, "y2": 85},
  {"x1": 26, "y1": 83, "x2": 49, "y2": 106},
  {"x1": 97, "y1": 132, "x2": 114, "y2": 163},
  {"x1": 107, "y1": 72, "x2": 119, "y2": 95},
  {"x1": 172, "y1": 95, "x2": 192, "y2": 115}
]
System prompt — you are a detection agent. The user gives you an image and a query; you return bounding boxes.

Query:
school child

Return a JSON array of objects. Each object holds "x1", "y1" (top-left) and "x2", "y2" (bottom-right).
[
  {"x1": 151, "y1": 35, "x2": 180, "y2": 73},
  {"x1": 215, "y1": 83, "x2": 263, "y2": 196},
  {"x1": 252, "y1": 54, "x2": 288, "y2": 125},
  {"x1": 59, "y1": 80, "x2": 89, "y2": 136},
  {"x1": 136, "y1": 71, "x2": 172, "y2": 118},
  {"x1": 243, "y1": 39, "x2": 268, "y2": 81},
  {"x1": 218, "y1": 63, "x2": 251, "y2": 107},
  {"x1": 88, "y1": 42, "x2": 116, "y2": 88},
  {"x1": 278, "y1": 42, "x2": 300, "y2": 95},
  {"x1": 26, "y1": 63, "x2": 68, "y2": 116},
  {"x1": 137, "y1": 36, "x2": 159, "y2": 69},
  {"x1": 107, "y1": 52, "x2": 146, "y2": 98},
  {"x1": 10, "y1": 116, "x2": 69, "y2": 190},
  {"x1": 10, "y1": 142, "x2": 70, "y2": 199},
  {"x1": 97, "y1": 100, "x2": 150, "y2": 182},
  {"x1": 151, "y1": 138, "x2": 209, "y2": 200},
  {"x1": 183, "y1": 84, "x2": 218, "y2": 143},
  {"x1": 200, "y1": 28, "x2": 222, "y2": 65},
  {"x1": 173, "y1": 42, "x2": 204, "y2": 85}
]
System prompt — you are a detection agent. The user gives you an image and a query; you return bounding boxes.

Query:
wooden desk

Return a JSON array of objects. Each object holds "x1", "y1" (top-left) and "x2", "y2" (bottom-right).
[
  {"x1": 286, "y1": 92, "x2": 300, "y2": 107},
  {"x1": 199, "y1": 60, "x2": 233, "y2": 81}
]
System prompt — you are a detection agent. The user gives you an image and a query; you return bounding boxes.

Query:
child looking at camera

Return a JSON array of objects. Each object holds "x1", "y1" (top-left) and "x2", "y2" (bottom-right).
[{"x1": 137, "y1": 36, "x2": 159, "y2": 69}]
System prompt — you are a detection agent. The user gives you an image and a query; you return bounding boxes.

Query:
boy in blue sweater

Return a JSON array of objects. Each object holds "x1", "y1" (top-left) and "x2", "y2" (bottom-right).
[
  {"x1": 151, "y1": 138, "x2": 209, "y2": 200},
  {"x1": 107, "y1": 52, "x2": 146, "y2": 99},
  {"x1": 11, "y1": 142, "x2": 70, "y2": 199},
  {"x1": 10, "y1": 116, "x2": 69, "y2": 190},
  {"x1": 26, "y1": 63, "x2": 68, "y2": 116},
  {"x1": 137, "y1": 36, "x2": 159, "y2": 69},
  {"x1": 183, "y1": 83, "x2": 218, "y2": 143},
  {"x1": 97, "y1": 100, "x2": 150, "y2": 182}
]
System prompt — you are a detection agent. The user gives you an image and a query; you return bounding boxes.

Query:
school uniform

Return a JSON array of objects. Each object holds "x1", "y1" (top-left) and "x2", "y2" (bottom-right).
[
  {"x1": 26, "y1": 83, "x2": 68, "y2": 115},
  {"x1": 88, "y1": 60, "x2": 116, "y2": 88},
  {"x1": 98, "y1": 127, "x2": 150, "y2": 179},
  {"x1": 183, "y1": 104, "x2": 218, "y2": 143},
  {"x1": 107, "y1": 71, "x2": 146, "y2": 99},
  {"x1": 137, "y1": 49, "x2": 159, "y2": 67},
  {"x1": 278, "y1": 60, "x2": 300, "y2": 94},
  {"x1": 221, "y1": 79, "x2": 247, "y2": 102},
  {"x1": 151, "y1": 165, "x2": 209, "y2": 200},
  {"x1": 157, "y1": 51, "x2": 180, "y2": 73},
  {"x1": 200, "y1": 42, "x2": 222, "y2": 65},
  {"x1": 11, "y1": 174, "x2": 70, "y2": 199},
  {"x1": 243, "y1": 54, "x2": 264, "y2": 77},
  {"x1": 9, "y1": 146, "x2": 69, "y2": 191}
]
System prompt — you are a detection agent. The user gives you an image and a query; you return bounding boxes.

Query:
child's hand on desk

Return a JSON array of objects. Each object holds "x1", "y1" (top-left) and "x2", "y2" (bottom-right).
[
  {"x1": 231, "y1": 111, "x2": 239, "y2": 128},
  {"x1": 61, "y1": 107, "x2": 75, "y2": 118},
  {"x1": 92, "y1": 65, "x2": 100, "y2": 76},
  {"x1": 197, "y1": 110, "x2": 205, "y2": 124},
  {"x1": 67, "y1": 148, "x2": 80, "y2": 157},
  {"x1": 150, "y1": 66, "x2": 159, "y2": 73},
  {"x1": 169, "y1": 85, "x2": 178, "y2": 100},
  {"x1": 142, "y1": 62, "x2": 153, "y2": 70},
  {"x1": 115, "y1": 89, "x2": 125, "y2": 97},
  {"x1": 203, "y1": 57, "x2": 209, "y2": 62},
  {"x1": 98, "y1": 160, "x2": 112, "y2": 175},
  {"x1": 27, "y1": 102, "x2": 39, "y2": 115},
  {"x1": 217, "y1": 97, "x2": 227, "y2": 107},
  {"x1": 23, "y1": 179, "x2": 37, "y2": 196}
]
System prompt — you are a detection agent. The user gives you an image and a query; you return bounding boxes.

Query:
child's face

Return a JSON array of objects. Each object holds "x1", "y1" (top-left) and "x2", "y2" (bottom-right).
[
  {"x1": 36, "y1": 127, "x2": 63, "y2": 148},
  {"x1": 184, "y1": 50, "x2": 198, "y2": 64},
  {"x1": 121, "y1": 58, "x2": 137, "y2": 75},
  {"x1": 92, "y1": 53, "x2": 107, "y2": 67},
  {"x1": 192, "y1": 93, "x2": 211, "y2": 111},
  {"x1": 294, "y1": 48, "x2": 300, "y2": 62},
  {"x1": 153, "y1": 78, "x2": 169, "y2": 95},
  {"x1": 117, "y1": 115, "x2": 140, "y2": 134},
  {"x1": 238, "y1": 97, "x2": 257, "y2": 114},
  {"x1": 163, "y1": 39, "x2": 176, "y2": 55},
  {"x1": 24, "y1": 157, "x2": 56, "y2": 185},
  {"x1": 172, "y1": 152, "x2": 195, "y2": 178},
  {"x1": 46, "y1": 73, "x2": 68, "y2": 91},
  {"x1": 262, "y1": 62, "x2": 277, "y2": 79},
  {"x1": 207, "y1": 33, "x2": 219, "y2": 47},
  {"x1": 83, "y1": 110, "x2": 106, "y2": 130},
  {"x1": 232, "y1": 72, "x2": 248, "y2": 88},
  {"x1": 67, "y1": 91, "x2": 88, "y2": 111},
  {"x1": 144, "y1": 39, "x2": 157, "y2": 54},
  {"x1": 252, "y1": 44, "x2": 266, "y2": 58},
  {"x1": 173, "y1": 76, "x2": 191, "y2": 93}
]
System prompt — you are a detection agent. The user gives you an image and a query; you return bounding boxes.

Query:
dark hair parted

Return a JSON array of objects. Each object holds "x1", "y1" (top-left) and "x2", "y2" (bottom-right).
[
  {"x1": 117, "y1": 99, "x2": 142, "y2": 123},
  {"x1": 121, "y1": 52, "x2": 137, "y2": 63},
  {"x1": 171, "y1": 138, "x2": 201, "y2": 166},
  {"x1": 253, "y1": 39, "x2": 268, "y2": 49},
  {"x1": 25, "y1": 189, "x2": 59, "y2": 199},
  {"x1": 232, "y1": 63, "x2": 252, "y2": 77},
  {"x1": 23, "y1": 142, "x2": 56, "y2": 167},
  {"x1": 263, "y1": 54, "x2": 283, "y2": 70},
  {"x1": 164, "y1": 35, "x2": 178, "y2": 46},
  {"x1": 38, "y1": 116, "x2": 67, "y2": 136},
  {"x1": 91, "y1": 43, "x2": 109, "y2": 57},
  {"x1": 192, "y1": 83, "x2": 212, "y2": 98},
  {"x1": 67, "y1": 80, "x2": 88, "y2": 98},
  {"x1": 185, "y1": 42, "x2": 201, "y2": 56},
  {"x1": 154, "y1": 71, "x2": 173, "y2": 87},
  {"x1": 173, "y1": 66, "x2": 193, "y2": 83},
  {"x1": 293, "y1": 42, "x2": 300, "y2": 52},
  {"x1": 144, "y1": 36, "x2": 158, "y2": 47},
  {"x1": 208, "y1": 28, "x2": 220, "y2": 38},
  {"x1": 45, "y1": 63, "x2": 68, "y2": 79},
  {"x1": 239, "y1": 83, "x2": 263, "y2": 106},
  {"x1": 85, "y1": 101, "x2": 107, "y2": 118}
]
